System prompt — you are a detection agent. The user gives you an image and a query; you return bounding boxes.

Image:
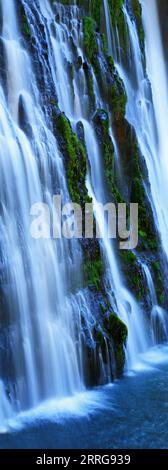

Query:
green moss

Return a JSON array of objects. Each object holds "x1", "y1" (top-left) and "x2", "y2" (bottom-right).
[
  {"x1": 77, "y1": 0, "x2": 102, "y2": 29},
  {"x1": 109, "y1": 0, "x2": 124, "y2": 18},
  {"x1": 109, "y1": 72, "x2": 127, "y2": 119},
  {"x1": 132, "y1": 274, "x2": 145, "y2": 300},
  {"x1": 83, "y1": 17, "x2": 98, "y2": 63},
  {"x1": 23, "y1": 18, "x2": 31, "y2": 37},
  {"x1": 19, "y1": 5, "x2": 31, "y2": 39},
  {"x1": 131, "y1": 174, "x2": 157, "y2": 252},
  {"x1": 89, "y1": 0, "x2": 102, "y2": 29},
  {"x1": 94, "y1": 309, "x2": 128, "y2": 377},
  {"x1": 111, "y1": 114, "x2": 157, "y2": 253},
  {"x1": 107, "y1": 313, "x2": 127, "y2": 344},
  {"x1": 101, "y1": 33, "x2": 108, "y2": 55},
  {"x1": 82, "y1": 10, "x2": 127, "y2": 122},
  {"x1": 120, "y1": 247, "x2": 147, "y2": 301},
  {"x1": 83, "y1": 63, "x2": 95, "y2": 110},
  {"x1": 121, "y1": 251, "x2": 136, "y2": 264},
  {"x1": 108, "y1": 0, "x2": 127, "y2": 53},
  {"x1": 152, "y1": 261, "x2": 165, "y2": 306},
  {"x1": 83, "y1": 258, "x2": 104, "y2": 291},
  {"x1": 104, "y1": 312, "x2": 128, "y2": 375},
  {"x1": 93, "y1": 109, "x2": 123, "y2": 203},
  {"x1": 131, "y1": 0, "x2": 145, "y2": 50},
  {"x1": 55, "y1": 112, "x2": 89, "y2": 205}
]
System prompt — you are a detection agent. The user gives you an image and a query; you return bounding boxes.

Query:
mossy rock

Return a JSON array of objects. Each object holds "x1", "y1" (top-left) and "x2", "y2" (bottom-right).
[
  {"x1": 83, "y1": 62, "x2": 96, "y2": 111},
  {"x1": 93, "y1": 109, "x2": 123, "y2": 203},
  {"x1": 83, "y1": 16, "x2": 98, "y2": 63},
  {"x1": 130, "y1": 0, "x2": 145, "y2": 52},
  {"x1": 82, "y1": 237, "x2": 105, "y2": 292},
  {"x1": 120, "y1": 251, "x2": 147, "y2": 301},
  {"x1": 104, "y1": 312, "x2": 128, "y2": 376},
  {"x1": 113, "y1": 115, "x2": 157, "y2": 252},
  {"x1": 108, "y1": 0, "x2": 127, "y2": 54},
  {"x1": 83, "y1": 258, "x2": 104, "y2": 291},
  {"x1": 54, "y1": 110, "x2": 90, "y2": 206},
  {"x1": 151, "y1": 260, "x2": 166, "y2": 307},
  {"x1": 17, "y1": 2, "x2": 31, "y2": 40}
]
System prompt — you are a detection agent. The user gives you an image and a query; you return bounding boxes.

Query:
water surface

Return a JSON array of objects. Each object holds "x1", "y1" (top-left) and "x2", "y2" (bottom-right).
[{"x1": 0, "y1": 346, "x2": 168, "y2": 449}]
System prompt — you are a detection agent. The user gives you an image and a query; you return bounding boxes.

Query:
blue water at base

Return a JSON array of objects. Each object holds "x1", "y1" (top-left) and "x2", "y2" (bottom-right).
[{"x1": 0, "y1": 346, "x2": 168, "y2": 449}]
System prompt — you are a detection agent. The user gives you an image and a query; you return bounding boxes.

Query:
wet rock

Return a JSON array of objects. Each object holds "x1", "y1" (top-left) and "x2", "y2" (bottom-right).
[
  {"x1": 18, "y1": 94, "x2": 33, "y2": 139},
  {"x1": 76, "y1": 56, "x2": 83, "y2": 70},
  {"x1": 76, "y1": 121, "x2": 85, "y2": 144}
]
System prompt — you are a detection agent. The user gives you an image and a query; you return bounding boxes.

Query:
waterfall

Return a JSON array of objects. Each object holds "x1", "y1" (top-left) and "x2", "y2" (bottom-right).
[
  {"x1": 36, "y1": 0, "x2": 150, "y2": 368},
  {"x1": 109, "y1": 0, "x2": 168, "y2": 264},
  {"x1": 103, "y1": 0, "x2": 113, "y2": 56},
  {"x1": 103, "y1": 0, "x2": 168, "y2": 343},
  {"x1": 141, "y1": 263, "x2": 157, "y2": 306},
  {"x1": 140, "y1": 0, "x2": 168, "y2": 260},
  {"x1": 0, "y1": 381, "x2": 13, "y2": 432},
  {"x1": 0, "y1": 0, "x2": 98, "y2": 418},
  {"x1": 0, "y1": 0, "x2": 166, "y2": 424},
  {"x1": 141, "y1": 262, "x2": 168, "y2": 343},
  {"x1": 83, "y1": 126, "x2": 148, "y2": 367}
]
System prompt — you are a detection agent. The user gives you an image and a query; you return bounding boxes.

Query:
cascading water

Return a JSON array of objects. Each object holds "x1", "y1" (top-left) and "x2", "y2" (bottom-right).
[
  {"x1": 0, "y1": 0, "x2": 166, "y2": 428},
  {"x1": 0, "y1": 381, "x2": 13, "y2": 433},
  {"x1": 141, "y1": 262, "x2": 168, "y2": 342},
  {"x1": 103, "y1": 0, "x2": 113, "y2": 56},
  {"x1": 141, "y1": 263, "x2": 157, "y2": 306},
  {"x1": 35, "y1": 0, "x2": 150, "y2": 369},
  {"x1": 103, "y1": 0, "x2": 168, "y2": 343},
  {"x1": 140, "y1": 0, "x2": 168, "y2": 259},
  {"x1": 0, "y1": 0, "x2": 99, "y2": 420},
  {"x1": 109, "y1": 0, "x2": 168, "y2": 267}
]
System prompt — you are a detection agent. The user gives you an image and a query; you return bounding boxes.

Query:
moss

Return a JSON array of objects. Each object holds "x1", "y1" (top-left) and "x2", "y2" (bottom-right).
[
  {"x1": 101, "y1": 33, "x2": 108, "y2": 55},
  {"x1": 112, "y1": 113, "x2": 157, "y2": 252},
  {"x1": 93, "y1": 109, "x2": 123, "y2": 203},
  {"x1": 93, "y1": 109, "x2": 114, "y2": 194},
  {"x1": 18, "y1": 3, "x2": 31, "y2": 39},
  {"x1": 55, "y1": 111, "x2": 89, "y2": 205},
  {"x1": 109, "y1": 0, "x2": 124, "y2": 18},
  {"x1": 83, "y1": 239, "x2": 104, "y2": 291},
  {"x1": 108, "y1": 0, "x2": 127, "y2": 53},
  {"x1": 60, "y1": 0, "x2": 102, "y2": 30},
  {"x1": 131, "y1": 173, "x2": 157, "y2": 252},
  {"x1": 83, "y1": 17, "x2": 98, "y2": 63},
  {"x1": 152, "y1": 261, "x2": 165, "y2": 306},
  {"x1": 83, "y1": 62, "x2": 95, "y2": 110},
  {"x1": 93, "y1": 309, "x2": 127, "y2": 377},
  {"x1": 120, "y1": 248, "x2": 147, "y2": 301},
  {"x1": 23, "y1": 17, "x2": 31, "y2": 38},
  {"x1": 82, "y1": 11, "x2": 127, "y2": 121},
  {"x1": 108, "y1": 71, "x2": 127, "y2": 119},
  {"x1": 104, "y1": 312, "x2": 128, "y2": 375},
  {"x1": 131, "y1": 273, "x2": 145, "y2": 300},
  {"x1": 131, "y1": 0, "x2": 145, "y2": 51},
  {"x1": 84, "y1": 258, "x2": 104, "y2": 291},
  {"x1": 108, "y1": 313, "x2": 127, "y2": 344},
  {"x1": 120, "y1": 251, "x2": 136, "y2": 264},
  {"x1": 76, "y1": 0, "x2": 102, "y2": 29},
  {"x1": 90, "y1": 0, "x2": 102, "y2": 28}
]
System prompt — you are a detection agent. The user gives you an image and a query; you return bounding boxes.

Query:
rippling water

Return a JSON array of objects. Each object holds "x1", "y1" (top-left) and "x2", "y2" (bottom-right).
[{"x1": 0, "y1": 345, "x2": 168, "y2": 449}]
